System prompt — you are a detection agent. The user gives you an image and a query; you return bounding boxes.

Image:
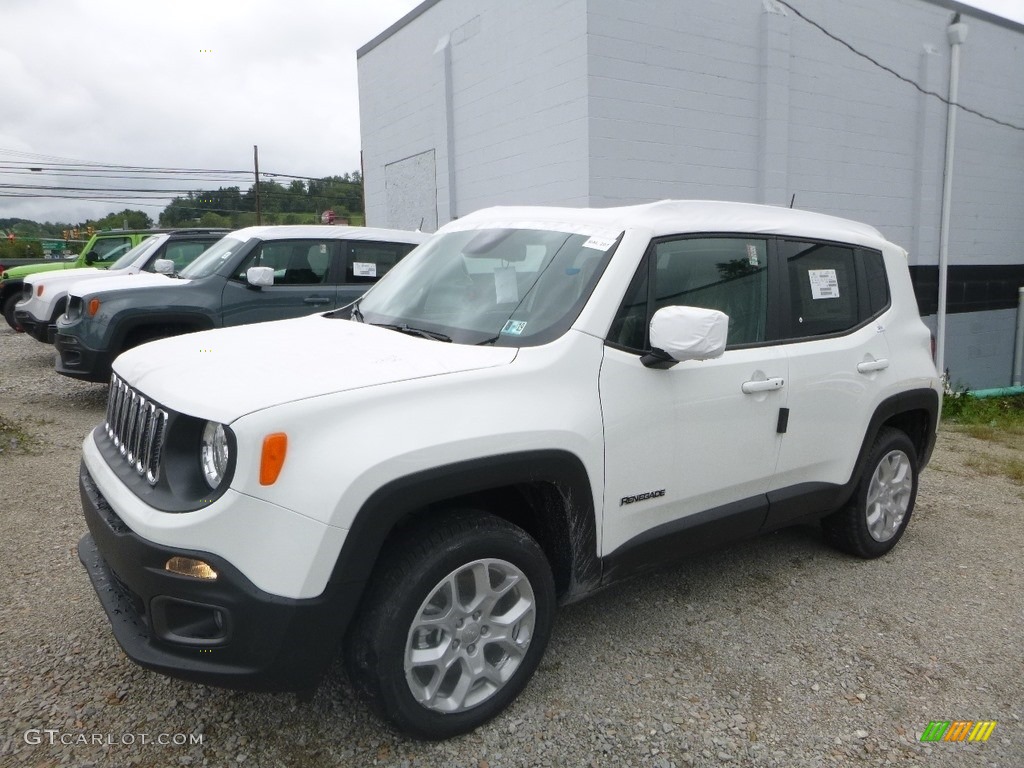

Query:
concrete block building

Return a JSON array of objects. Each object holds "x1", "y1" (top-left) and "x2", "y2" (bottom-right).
[{"x1": 357, "y1": 0, "x2": 1024, "y2": 388}]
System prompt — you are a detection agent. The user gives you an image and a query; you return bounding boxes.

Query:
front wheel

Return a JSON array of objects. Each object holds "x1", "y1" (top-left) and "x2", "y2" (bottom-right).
[
  {"x1": 3, "y1": 291, "x2": 22, "y2": 331},
  {"x1": 823, "y1": 427, "x2": 919, "y2": 558},
  {"x1": 345, "y1": 511, "x2": 555, "y2": 739}
]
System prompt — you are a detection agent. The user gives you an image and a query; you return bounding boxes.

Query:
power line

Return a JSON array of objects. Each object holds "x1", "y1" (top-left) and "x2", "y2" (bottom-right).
[{"x1": 776, "y1": 0, "x2": 1024, "y2": 133}]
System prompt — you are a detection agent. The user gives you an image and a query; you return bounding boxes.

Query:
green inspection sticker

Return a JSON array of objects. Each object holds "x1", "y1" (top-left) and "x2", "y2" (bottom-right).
[{"x1": 501, "y1": 320, "x2": 527, "y2": 336}]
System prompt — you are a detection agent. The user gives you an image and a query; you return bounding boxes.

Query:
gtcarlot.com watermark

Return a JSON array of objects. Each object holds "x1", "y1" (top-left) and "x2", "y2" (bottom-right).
[{"x1": 24, "y1": 729, "x2": 203, "y2": 747}]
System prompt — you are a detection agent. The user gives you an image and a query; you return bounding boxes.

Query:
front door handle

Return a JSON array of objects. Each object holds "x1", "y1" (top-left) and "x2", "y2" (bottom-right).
[
  {"x1": 857, "y1": 359, "x2": 890, "y2": 373},
  {"x1": 303, "y1": 296, "x2": 331, "y2": 305},
  {"x1": 741, "y1": 377, "x2": 785, "y2": 394}
]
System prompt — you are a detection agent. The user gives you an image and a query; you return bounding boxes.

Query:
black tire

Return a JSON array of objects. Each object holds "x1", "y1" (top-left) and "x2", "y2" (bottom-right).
[
  {"x1": 3, "y1": 291, "x2": 22, "y2": 331},
  {"x1": 345, "y1": 510, "x2": 555, "y2": 739},
  {"x1": 823, "y1": 427, "x2": 919, "y2": 558}
]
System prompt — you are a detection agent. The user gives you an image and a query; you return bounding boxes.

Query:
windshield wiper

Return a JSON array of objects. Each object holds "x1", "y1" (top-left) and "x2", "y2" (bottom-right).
[
  {"x1": 373, "y1": 323, "x2": 452, "y2": 342},
  {"x1": 350, "y1": 301, "x2": 364, "y2": 322}
]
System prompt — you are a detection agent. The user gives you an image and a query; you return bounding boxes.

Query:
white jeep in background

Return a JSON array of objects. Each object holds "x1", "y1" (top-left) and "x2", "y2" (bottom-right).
[{"x1": 76, "y1": 201, "x2": 941, "y2": 738}]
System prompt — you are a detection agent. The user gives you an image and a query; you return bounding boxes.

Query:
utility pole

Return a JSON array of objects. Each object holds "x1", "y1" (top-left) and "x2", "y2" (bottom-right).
[{"x1": 253, "y1": 144, "x2": 262, "y2": 225}]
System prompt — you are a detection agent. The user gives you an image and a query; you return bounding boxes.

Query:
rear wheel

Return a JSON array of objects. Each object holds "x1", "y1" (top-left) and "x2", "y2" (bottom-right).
[
  {"x1": 345, "y1": 510, "x2": 555, "y2": 739},
  {"x1": 823, "y1": 427, "x2": 918, "y2": 558}
]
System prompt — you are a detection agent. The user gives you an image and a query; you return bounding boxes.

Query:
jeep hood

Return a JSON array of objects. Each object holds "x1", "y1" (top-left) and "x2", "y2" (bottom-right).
[
  {"x1": 28, "y1": 267, "x2": 104, "y2": 289},
  {"x1": 72, "y1": 271, "x2": 186, "y2": 297},
  {"x1": 113, "y1": 314, "x2": 518, "y2": 423}
]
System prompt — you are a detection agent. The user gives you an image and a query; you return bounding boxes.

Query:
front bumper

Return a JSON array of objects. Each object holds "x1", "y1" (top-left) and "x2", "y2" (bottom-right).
[
  {"x1": 14, "y1": 310, "x2": 52, "y2": 343},
  {"x1": 78, "y1": 461, "x2": 360, "y2": 692},
  {"x1": 54, "y1": 332, "x2": 115, "y2": 382}
]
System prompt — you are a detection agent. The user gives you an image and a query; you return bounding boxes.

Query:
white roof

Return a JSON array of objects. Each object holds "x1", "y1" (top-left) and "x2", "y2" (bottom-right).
[
  {"x1": 443, "y1": 200, "x2": 892, "y2": 250},
  {"x1": 227, "y1": 225, "x2": 428, "y2": 245}
]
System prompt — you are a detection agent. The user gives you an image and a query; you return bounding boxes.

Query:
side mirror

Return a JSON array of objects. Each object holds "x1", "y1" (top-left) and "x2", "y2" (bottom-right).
[
  {"x1": 246, "y1": 266, "x2": 274, "y2": 288},
  {"x1": 153, "y1": 259, "x2": 175, "y2": 275},
  {"x1": 83, "y1": 251, "x2": 96, "y2": 266},
  {"x1": 642, "y1": 306, "x2": 728, "y2": 369}
]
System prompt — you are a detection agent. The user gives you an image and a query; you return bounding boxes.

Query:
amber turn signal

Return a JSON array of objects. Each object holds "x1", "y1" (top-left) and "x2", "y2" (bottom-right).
[
  {"x1": 260, "y1": 433, "x2": 288, "y2": 485},
  {"x1": 87, "y1": 298, "x2": 101, "y2": 317},
  {"x1": 165, "y1": 556, "x2": 218, "y2": 580}
]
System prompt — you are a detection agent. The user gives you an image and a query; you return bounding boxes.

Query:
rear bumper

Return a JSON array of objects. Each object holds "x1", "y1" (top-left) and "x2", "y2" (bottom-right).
[
  {"x1": 54, "y1": 333, "x2": 114, "y2": 382},
  {"x1": 77, "y1": 461, "x2": 361, "y2": 692}
]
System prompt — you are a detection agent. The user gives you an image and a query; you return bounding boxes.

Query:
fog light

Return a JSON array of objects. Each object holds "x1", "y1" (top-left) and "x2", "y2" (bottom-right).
[{"x1": 165, "y1": 556, "x2": 218, "y2": 580}]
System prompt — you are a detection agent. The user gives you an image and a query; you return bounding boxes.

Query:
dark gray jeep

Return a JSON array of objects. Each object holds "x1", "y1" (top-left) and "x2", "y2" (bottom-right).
[{"x1": 54, "y1": 225, "x2": 426, "y2": 382}]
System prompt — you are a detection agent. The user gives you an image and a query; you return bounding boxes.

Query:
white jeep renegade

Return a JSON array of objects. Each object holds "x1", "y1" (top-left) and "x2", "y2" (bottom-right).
[{"x1": 78, "y1": 201, "x2": 941, "y2": 738}]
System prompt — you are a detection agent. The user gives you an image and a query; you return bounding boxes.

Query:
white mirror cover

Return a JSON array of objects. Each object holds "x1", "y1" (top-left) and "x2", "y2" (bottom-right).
[
  {"x1": 153, "y1": 259, "x2": 175, "y2": 275},
  {"x1": 649, "y1": 305, "x2": 728, "y2": 361},
  {"x1": 247, "y1": 266, "x2": 274, "y2": 287}
]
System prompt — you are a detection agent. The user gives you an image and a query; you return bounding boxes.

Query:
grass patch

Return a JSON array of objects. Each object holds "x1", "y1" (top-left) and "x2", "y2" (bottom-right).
[
  {"x1": 0, "y1": 414, "x2": 36, "y2": 456},
  {"x1": 942, "y1": 392, "x2": 1024, "y2": 429},
  {"x1": 942, "y1": 393, "x2": 1024, "y2": 485}
]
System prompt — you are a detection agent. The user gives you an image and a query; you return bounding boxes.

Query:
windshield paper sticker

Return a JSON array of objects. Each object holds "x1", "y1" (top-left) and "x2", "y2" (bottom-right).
[
  {"x1": 808, "y1": 269, "x2": 839, "y2": 299},
  {"x1": 582, "y1": 232, "x2": 620, "y2": 251},
  {"x1": 494, "y1": 266, "x2": 519, "y2": 304},
  {"x1": 353, "y1": 262, "x2": 377, "y2": 278},
  {"x1": 501, "y1": 320, "x2": 527, "y2": 336}
]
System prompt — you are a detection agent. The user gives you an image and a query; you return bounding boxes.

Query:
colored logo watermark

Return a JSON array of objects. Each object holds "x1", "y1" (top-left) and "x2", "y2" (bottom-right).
[{"x1": 920, "y1": 720, "x2": 997, "y2": 742}]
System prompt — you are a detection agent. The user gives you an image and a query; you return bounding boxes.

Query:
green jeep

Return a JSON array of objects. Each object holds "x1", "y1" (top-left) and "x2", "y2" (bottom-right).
[{"x1": 1, "y1": 230, "x2": 169, "y2": 330}]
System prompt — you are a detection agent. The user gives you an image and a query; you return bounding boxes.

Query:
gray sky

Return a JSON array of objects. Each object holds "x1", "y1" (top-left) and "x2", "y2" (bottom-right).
[
  {"x1": 1, "y1": 0, "x2": 1020, "y2": 225},
  {"x1": 0, "y1": 0, "x2": 419, "y2": 223}
]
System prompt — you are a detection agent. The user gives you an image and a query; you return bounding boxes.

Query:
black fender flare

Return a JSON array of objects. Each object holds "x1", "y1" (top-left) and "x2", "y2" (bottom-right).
[
  {"x1": 110, "y1": 312, "x2": 217, "y2": 353},
  {"x1": 326, "y1": 450, "x2": 601, "y2": 605}
]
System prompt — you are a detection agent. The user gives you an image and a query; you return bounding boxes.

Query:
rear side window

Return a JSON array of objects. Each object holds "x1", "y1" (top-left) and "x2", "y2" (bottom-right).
[
  {"x1": 782, "y1": 241, "x2": 858, "y2": 337},
  {"x1": 346, "y1": 241, "x2": 416, "y2": 284}
]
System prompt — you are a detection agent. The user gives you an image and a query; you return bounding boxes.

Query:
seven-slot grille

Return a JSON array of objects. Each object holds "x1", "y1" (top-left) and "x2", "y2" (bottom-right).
[{"x1": 105, "y1": 374, "x2": 168, "y2": 485}]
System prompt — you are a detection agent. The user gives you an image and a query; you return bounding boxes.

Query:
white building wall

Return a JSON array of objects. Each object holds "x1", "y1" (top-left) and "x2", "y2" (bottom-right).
[
  {"x1": 359, "y1": 0, "x2": 591, "y2": 231},
  {"x1": 358, "y1": 0, "x2": 1024, "y2": 387}
]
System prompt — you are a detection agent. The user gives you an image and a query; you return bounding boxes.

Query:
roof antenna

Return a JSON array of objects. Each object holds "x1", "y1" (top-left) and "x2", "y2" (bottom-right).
[{"x1": 789, "y1": 194, "x2": 796, "y2": 209}]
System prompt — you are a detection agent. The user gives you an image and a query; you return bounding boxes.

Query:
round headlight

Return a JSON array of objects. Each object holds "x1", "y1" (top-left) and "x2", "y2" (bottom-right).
[{"x1": 200, "y1": 421, "x2": 230, "y2": 489}]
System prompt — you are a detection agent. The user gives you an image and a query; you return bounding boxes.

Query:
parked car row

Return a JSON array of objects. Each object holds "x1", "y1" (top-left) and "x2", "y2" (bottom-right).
[{"x1": 6, "y1": 225, "x2": 427, "y2": 380}]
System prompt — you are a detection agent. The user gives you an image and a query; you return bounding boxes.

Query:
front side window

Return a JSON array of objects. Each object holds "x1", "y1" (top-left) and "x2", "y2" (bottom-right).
[
  {"x1": 108, "y1": 236, "x2": 160, "y2": 271},
  {"x1": 179, "y1": 236, "x2": 246, "y2": 279},
  {"x1": 155, "y1": 241, "x2": 216, "y2": 272},
  {"x1": 233, "y1": 240, "x2": 334, "y2": 285},
  {"x1": 355, "y1": 228, "x2": 618, "y2": 346},
  {"x1": 89, "y1": 237, "x2": 132, "y2": 262},
  {"x1": 609, "y1": 237, "x2": 768, "y2": 351}
]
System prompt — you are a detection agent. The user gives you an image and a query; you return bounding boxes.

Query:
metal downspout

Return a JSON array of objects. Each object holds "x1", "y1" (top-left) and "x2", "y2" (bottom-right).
[{"x1": 935, "y1": 16, "x2": 968, "y2": 378}]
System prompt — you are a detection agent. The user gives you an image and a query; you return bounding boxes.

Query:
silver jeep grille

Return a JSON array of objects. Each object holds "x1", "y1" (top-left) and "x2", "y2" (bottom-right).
[{"x1": 105, "y1": 374, "x2": 169, "y2": 485}]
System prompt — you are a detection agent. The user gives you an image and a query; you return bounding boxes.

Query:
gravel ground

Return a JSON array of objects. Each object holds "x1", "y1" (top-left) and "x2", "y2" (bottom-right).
[{"x1": 1, "y1": 325, "x2": 1021, "y2": 768}]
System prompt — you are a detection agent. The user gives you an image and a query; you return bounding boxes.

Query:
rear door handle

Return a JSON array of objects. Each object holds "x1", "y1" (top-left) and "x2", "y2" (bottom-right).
[
  {"x1": 741, "y1": 377, "x2": 785, "y2": 394},
  {"x1": 857, "y1": 359, "x2": 889, "y2": 373},
  {"x1": 303, "y1": 296, "x2": 331, "y2": 305}
]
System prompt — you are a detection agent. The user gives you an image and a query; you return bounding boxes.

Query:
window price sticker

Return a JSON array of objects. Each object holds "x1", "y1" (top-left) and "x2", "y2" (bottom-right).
[
  {"x1": 501, "y1": 320, "x2": 528, "y2": 336},
  {"x1": 808, "y1": 269, "x2": 839, "y2": 300},
  {"x1": 353, "y1": 262, "x2": 377, "y2": 278},
  {"x1": 746, "y1": 244, "x2": 759, "y2": 267},
  {"x1": 582, "y1": 232, "x2": 620, "y2": 251}
]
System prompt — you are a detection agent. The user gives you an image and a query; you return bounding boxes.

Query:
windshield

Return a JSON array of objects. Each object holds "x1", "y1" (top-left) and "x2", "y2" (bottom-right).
[
  {"x1": 179, "y1": 235, "x2": 245, "y2": 279},
  {"x1": 355, "y1": 227, "x2": 618, "y2": 346},
  {"x1": 108, "y1": 236, "x2": 161, "y2": 271}
]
